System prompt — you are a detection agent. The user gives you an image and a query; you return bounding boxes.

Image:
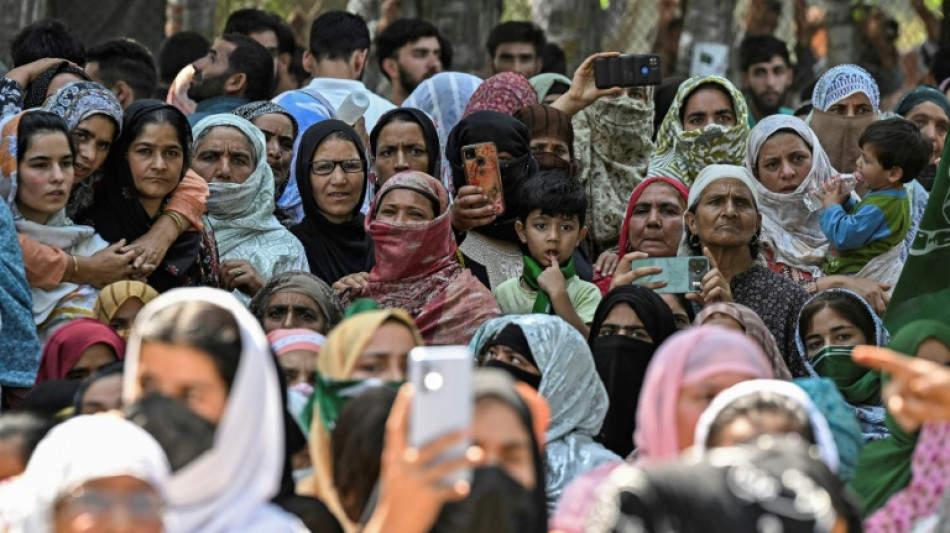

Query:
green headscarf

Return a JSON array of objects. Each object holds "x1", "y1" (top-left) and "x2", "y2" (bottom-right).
[
  {"x1": 529, "y1": 73, "x2": 572, "y2": 103},
  {"x1": 850, "y1": 319, "x2": 950, "y2": 515}
]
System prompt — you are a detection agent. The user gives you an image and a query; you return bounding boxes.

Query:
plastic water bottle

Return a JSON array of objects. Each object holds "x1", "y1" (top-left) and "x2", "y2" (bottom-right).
[
  {"x1": 803, "y1": 173, "x2": 859, "y2": 212},
  {"x1": 337, "y1": 91, "x2": 370, "y2": 126}
]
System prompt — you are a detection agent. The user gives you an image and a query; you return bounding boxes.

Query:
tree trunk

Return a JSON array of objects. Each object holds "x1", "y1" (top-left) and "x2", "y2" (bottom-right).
[
  {"x1": 418, "y1": 0, "x2": 503, "y2": 75},
  {"x1": 182, "y1": 0, "x2": 216, "y2": 39},
  {"x1": 531, "y1": 0, "x2": 602, "y2": 71},
  {"x1": 824, "y1": 0, "x2": 857, "y2": 68},
  {"x1": 679, "y1": 0, "x2": 735, "y2": 76}
]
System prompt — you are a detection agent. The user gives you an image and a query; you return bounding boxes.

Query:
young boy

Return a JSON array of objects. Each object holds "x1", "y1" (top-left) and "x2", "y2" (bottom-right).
[
  {"x1": 817, "y1": 117, "x2": 931, "y2": 275},
  {"x1": 493, "y1": 175, "x2": 601, "y2": 337}
]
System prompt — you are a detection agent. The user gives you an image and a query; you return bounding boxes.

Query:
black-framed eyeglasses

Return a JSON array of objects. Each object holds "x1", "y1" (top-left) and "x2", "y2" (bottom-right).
[{"x1": 308, "y1": 159, "x2": 363, "y2": 176}]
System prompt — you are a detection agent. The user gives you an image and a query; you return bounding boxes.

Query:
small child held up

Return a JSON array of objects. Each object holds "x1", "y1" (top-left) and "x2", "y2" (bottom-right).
[
  {"x1": 816, "y1": 117, "x2": 931, "y2": 276},
  {"x1": 494, "y1": 174, "x2": 602, "y2": 337}
]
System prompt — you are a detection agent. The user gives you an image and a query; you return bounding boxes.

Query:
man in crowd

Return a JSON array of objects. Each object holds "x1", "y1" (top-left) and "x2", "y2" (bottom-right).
[
  {"x1": 85, "y1": 38, "x2": 158, "y2": 109},
  {"x1": 739, "y1": 35, "x2": 795, "y2": 125},
  {"x1": 187, "y1": 33, "x2": 274, "y2": 126},
  {"x1": 223, "y1": 8, "x2": 300, "y2": 96},
  {"x1": 487, "y1": 21, "x2": 546, "y2": 78},
  {"x1": 375, "y1": 18, "x2": 448, "y2": 106}
]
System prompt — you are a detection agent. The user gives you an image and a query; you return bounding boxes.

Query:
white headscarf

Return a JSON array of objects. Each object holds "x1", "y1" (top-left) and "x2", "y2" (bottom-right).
[
  {"x1": 745, "y1": 115, "x2": 835, "y2": 276},
  {"x1": 811, "y1": 64, "x2": 881, "y2": 112},
  {"x1": 122, "y1": 287, "x2": 304, "y2": 533},
  {"x1": 191, "y1": 115, "x2": 308, "y2": 303},
  {"x1": 693, "y1": 379, "x2": 840, "y2": 473},
  {"x1": 681, "y1": 164, "x2": 761, "y2": 258},
  {"x1": 6, "y1": 415, "x2": 169, "y2": 533}
]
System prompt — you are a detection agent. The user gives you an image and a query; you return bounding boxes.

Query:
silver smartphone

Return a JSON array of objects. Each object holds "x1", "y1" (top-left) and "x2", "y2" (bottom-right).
[
  {"x1": 630, "y1": 256, "x2": 710, "y2": 293},
  {"x1": 408, "y1": 346, "x2": 473, "y2": 486}
]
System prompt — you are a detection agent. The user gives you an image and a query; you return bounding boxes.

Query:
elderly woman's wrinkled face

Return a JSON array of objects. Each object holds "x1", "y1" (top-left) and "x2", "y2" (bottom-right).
[
  {"x1": 349, "y1": 321, "x2": 417, "y2": 381},
  {"x1": 251, "y1": 113, "x2": 295, "y2": 186},
  {"x1": 826, "y1": 92, "x2": 874, "y2": 117},
  {"x1": 473, "y1": 397, "x2": 537, "y2": 489},
  {"x1": 682, "y1": 88, "x2": 736, "y2": 131},
  {"x1": 626, "y1": 181, "x2": 685, "y2": 257},
  {"x1": 53, "y1": 475, "x2": 163, "y2": 533},
  {"x1": 191, "y1": 126, "x2": 256, "y2": 185},
  {"x1": 686, "y1": 178, "x2": 761, "y2": 252},
  {"x1": 755, "y1": 131, "x2": 813, "y2": 194},
  {"x1": 263, "y1": 292, "x2": 327, "y2": 334},
  {"x1": 373, "y1": 120, "x2": 430, "y2": 186},
  {"x1": 375, "y1": 189, "x2": 436, "y2": 225}
]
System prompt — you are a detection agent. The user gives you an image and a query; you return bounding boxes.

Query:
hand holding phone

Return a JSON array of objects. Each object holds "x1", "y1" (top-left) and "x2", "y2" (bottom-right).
[
  {"x1": 593, "y1": 54, "x2": 662, "y2": 90},
  {"x1": 630, "y1": 256, "x2": 710, "y2": 293}
]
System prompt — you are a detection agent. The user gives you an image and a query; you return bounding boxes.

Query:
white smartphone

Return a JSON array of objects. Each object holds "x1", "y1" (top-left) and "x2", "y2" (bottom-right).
[{"x1": 408, "y1": 346, "x2": 473, "y2": 487}]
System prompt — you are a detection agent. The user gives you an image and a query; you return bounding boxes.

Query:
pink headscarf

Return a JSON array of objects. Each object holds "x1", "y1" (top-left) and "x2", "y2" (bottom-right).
[
  {"x1": 633, "y1": 325, "x2": 774, "y2": 464},
  {"x1": 463, "y1": 72, "x2": 538, "y2": 117},
  {"x1": 266, "y1": 328, "x2": 325, "y2": 356},
  {"x1": 37, "y1": 318, "x2": 126, "y2": 383},
  {"x1": 694, "y1": 302, "x2": 793, "y2": 380},
  {"x1": 616, "y1": 177, "x2": 690, "y2": 256}
]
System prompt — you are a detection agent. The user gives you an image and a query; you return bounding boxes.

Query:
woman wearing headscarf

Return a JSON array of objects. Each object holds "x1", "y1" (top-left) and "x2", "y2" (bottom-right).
[
  {"x1": 648, "y1": 75, "x2": 750, "y2": 186},
  {"x1": 339, "y1": 171, "x2": 499, "y2": 345},
  {"x1": 93, "y1": 280, "x2": 159, "y2": 339},
  {"x1": 692, "y1": 379, "x2": 840, "y2": 473},
  {"x1": 695, "y1": 302, "x2": 793, "y2": 379},
  {"x1": 0, "y1": 415, "x2": 169, "y2": 532},
  {"x1": 807, "y1": 64, "x2": 880, "y2": 175},
  {"x1": 8, "y1": 79, "x2": 211, "y2": 292},
  {"x1": 402, "y1": 72, "x2": 483, "y2": 191},
  {"x1": 683, "y1": 164, "x2": 810, "y2": 375},
  {"x1": 796, "y1": 289, "x2": 892, "y2": 441},
  {"x1": 37, "y1": 317, "x2": 125, "y2": 383},
  {"x1": 77, "y1": 100, "x2": 220, "y2": 293},
  {"x1": 123, "y1": 287, "x2": 307, "y2": 532},
  {"x1": 514, "y1": 104, "x2": 575, "y2": 172},
  {"x1": 529, "y1": 72, "x2": 572, "y2": 105},
  {"x1": 851, "y1": 320, "x2": 950, "y2": 516},
  {"x1": 588, "y1": 285, "x2": 677, "y2": 458},
  {"x1": 232, "y1": 100, "x2": 299, "y2": 208},
  {"x1": 303, "y1": 309, "x2": 423, "y2": 531},
  {"x1": 249, "y1": 270, "x2": 343, "y2": 335},
  {"x1": 895, "y1": 85, "x2": 950, "y2": 192},
  {"x1": 573, "y1": 88, "x2": 656, "y2": 254},
  {"x1": 0, "y1": 59, "x2": 90, "y2": 113},
  {"x1": 1, "y1": 109, "x2": 110, "y2": 343},
  {"x1": 369, "y1": 108, "x2": 441, "y2": 188},
  {"x1": 190, "y1": 114, "x2": 308, "y2": 304},
  {"x1": 794, "y1": 377, "x2": 865, "y2": 484},
  {"x1": 463, "y1": 72, "x2": 539, "y2": 118},
  {"x1": 745, "y1": 114, "x2": 892, "y2": 311},
  {"x1": 290, "y1": 120, "x2": 374, "y2": 286},
  {"x1": 583, "y1": 437, "x2": 862, "y2": 532},
  {"x1": 470, "y1": 314, "x2": 620, "y2": 511}
]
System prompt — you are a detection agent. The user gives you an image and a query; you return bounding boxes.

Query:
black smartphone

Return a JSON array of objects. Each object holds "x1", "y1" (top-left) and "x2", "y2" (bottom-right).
[{"x1": 593, "y1": 54, "x2": 662, "y2": 90}]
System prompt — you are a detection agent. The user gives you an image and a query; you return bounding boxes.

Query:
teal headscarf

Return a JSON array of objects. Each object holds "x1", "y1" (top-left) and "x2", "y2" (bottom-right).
[
  {"x1": 470, "y1": 314, "x2": 619, "y2": 511},
  {"x1": 529, "y1": 73, "x2": 572, "y2": 102},
  {"x1": 895, "y1": 85, "x2": 950, "y2": 122},
  {"x1": 793, "y1": 377, "x2": 865, "y2": 483}
]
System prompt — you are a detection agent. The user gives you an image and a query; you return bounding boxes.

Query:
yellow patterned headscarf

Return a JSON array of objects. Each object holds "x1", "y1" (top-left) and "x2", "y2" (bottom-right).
[{"x1": 93, "y1": 280, "x2": 159, "y2": 338}]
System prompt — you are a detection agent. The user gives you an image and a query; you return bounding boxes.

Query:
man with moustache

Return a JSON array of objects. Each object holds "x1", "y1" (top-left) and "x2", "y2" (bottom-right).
[
  {"x1": 739, "y1": 35, "x2": 795, "y2": 126},
  {"x1": 375, "y1": 19, "x2": 450, "y2": 106}
]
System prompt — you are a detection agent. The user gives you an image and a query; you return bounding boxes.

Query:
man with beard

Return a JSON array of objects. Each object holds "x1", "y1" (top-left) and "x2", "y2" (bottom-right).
[
  {"x1": 375, "y1": 19, "x2": 450, "y2": 106},
  {"x1": 739, "y1": 35, "x2": 794, "y2": 126},
  {"x1": 187, "y1": 33, "x2": 274, "y2": 126}
]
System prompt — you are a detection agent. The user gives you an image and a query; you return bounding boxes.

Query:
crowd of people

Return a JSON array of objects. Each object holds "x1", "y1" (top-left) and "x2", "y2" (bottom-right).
[{"x1": 0, "y1": 4, "x2": 950, "y2": 532}]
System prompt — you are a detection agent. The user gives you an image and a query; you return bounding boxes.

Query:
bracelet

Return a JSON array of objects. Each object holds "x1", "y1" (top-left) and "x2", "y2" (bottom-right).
[
  {"x1": 70, "y1": 254, "x2": 79, "y2": 280},
  {"x1": 163, "y1": 211, "x2": 189, "y2": 235}
]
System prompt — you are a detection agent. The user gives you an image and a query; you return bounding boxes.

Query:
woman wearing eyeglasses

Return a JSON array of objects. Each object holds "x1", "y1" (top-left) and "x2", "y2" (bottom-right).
[{"x1": 290, "y1": 120, "x2": 376, "y2": 286}]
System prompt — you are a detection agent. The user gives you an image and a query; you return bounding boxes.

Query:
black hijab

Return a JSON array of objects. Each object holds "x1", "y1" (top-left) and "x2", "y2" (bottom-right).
[
  {"x1": 446, "y1": 110, "x2": 537, "y2": 243},
  {"x1": 290, "y1": 119, "x2": 374, "y2": 285},
  {"x1": 23, "y1": 61, "x2": 91, "y2": 108},
  {"x1": 589, "y1": 286, "x2": 677, "y2": 458},
  {"x1": 77, "y1": 99, "x2": 202, "y2": 293},
  {"x1": 587, "y1": 438, "x2": 862, "y2": 532},
  {"x1": 369, "y1": 108, "x2": 442, "y2": 179}
]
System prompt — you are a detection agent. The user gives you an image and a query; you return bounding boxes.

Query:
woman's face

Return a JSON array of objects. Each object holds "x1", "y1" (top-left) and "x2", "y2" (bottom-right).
[
  {"x1": 127, "y1": 123, "x2": 184, "y2": 202},
  {"x1": 16, "y1": 131, "x2": 74, "y2": 224},
  {"x1": 309, "y1": 138, "x2": 364, "y2": 224},
  {"x1": 685, "y1": 178, "x2": 761, "y2": 252},
  {"x1": 78, "y1": 374, "x2": 124, "y2": 415},
  {"x1": 349, "y1": 321, "x2": 417, "y2": 381},
  {"x1": 529, "y1": 135, "x2": 571, "y2": 163},
  {"x1": 262, "y1": 292, "x2": 326, "y2": 334},
  {"x1": 598, "y1": 302, "x2": 653, "y2": 343},
  {"x1": 676, "y1": 371, "x2": 758, "y2": 451},
  {"x1": 826, "y1": 92, "x2": 874, "y2": 117},
  {"x1": 67, "y1": 344, "x2": 118, "y2": 381},
  {"x1": 626, "y1": 181, "x2": 685, "y2": 257},
  {"x1": 803, "y1": 306, "x2": 869, "y2": 358},
  {"x1": 109, "y1": 298, "x2": 146, "y2": 340},
  {"x1": 485, "y1": 345, "x2": 540, "y2": 376},
  {"x1": 191, "y1": 126, "x2": 255, "y2": 185},
  {"x1": 53, "y1": 475, "x2": 163, "y2": 533},
  {"x1": 375, "y1": 189, "x2": 436, "y2": 225},
  {"x1": 279, "y1": 349, "x2": 317, "y2": 387},
  {"x1": 905, "y1": 101, "x2": 950, "y2": 165},
  {"x1": 682, "y1": 88, "x2": 737, "y2": 131},
  {"x1": 373, "y1": 120, "x2": 429, "y2": 186},
  {"x1": 660, "y1": 294, "x2": 692, "y2": 330},
  {"x1": 755, "y1": 131, "x2": 813, "y2": 194},
  {"x1": 702, "y1": 312, "x2": 744, "y2": 332},
  {"x1": 252, "y1": 113, "x2": 295, "y2": 186},
  {"x1": 135, "y1": 342, "x2": 229, "y2": 424},
  {"x1": 72, "y1": 115, "x2": 116, "y2": 181},
  {"x1": 473, "y1": 397, "x2": 536, "y2": 489}
]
